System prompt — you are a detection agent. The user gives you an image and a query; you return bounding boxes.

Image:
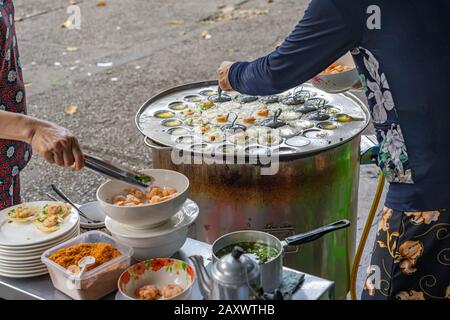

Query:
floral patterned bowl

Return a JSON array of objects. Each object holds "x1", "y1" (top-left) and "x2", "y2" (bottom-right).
[{"x1": 117, "y1": 258, "x2": 195, "y2": 300}]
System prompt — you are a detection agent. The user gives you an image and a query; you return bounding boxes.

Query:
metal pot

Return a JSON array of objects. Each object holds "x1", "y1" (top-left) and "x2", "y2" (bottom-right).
[
  {"x1": 211, "y1": 219, "x2": 350, "y2": 292},
  {"x1": 137, "y1": 81, "x2": 377, "y2": 299}
]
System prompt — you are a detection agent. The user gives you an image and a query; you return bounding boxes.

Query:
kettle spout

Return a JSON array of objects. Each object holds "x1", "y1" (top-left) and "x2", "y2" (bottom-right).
[{"x1": 188, "y1": 255, "x2": 212, "y2": 299}]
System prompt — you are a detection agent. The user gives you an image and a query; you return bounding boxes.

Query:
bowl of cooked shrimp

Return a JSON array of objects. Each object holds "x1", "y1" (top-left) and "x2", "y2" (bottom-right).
[
  {"x1": 118, "y1": 258, "x2": 195, "y2": 300},
  {"x1": 310, "y1": 52, "x2": 361, "y2": 93},
  {"x1": 96, "y1": 169, "x2": 189, "y2": 228}
]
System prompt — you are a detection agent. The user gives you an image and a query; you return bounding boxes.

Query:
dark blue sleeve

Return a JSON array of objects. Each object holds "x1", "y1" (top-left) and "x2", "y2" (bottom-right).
[{"x1": 228, "y1": 0, "x2": 363, "y2": 95}]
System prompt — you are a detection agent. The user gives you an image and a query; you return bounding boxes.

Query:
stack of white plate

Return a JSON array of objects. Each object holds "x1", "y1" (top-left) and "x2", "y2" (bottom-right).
[{"x1": 0, "y1": 201, "x2": 80, "y2": 278}]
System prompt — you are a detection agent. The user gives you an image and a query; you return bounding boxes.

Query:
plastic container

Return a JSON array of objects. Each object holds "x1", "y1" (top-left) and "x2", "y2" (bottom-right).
[{"x1": 41, "y1": 230, "x2": 133, "y2": 300}]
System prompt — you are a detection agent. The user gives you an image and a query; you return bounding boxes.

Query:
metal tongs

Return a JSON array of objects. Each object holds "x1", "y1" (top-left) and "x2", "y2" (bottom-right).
[{"x1": 84, "y1": 155, "x2": 153, "y2": 188}]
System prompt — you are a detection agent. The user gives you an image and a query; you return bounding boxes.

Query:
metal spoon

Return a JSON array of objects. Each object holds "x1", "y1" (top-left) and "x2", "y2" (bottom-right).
[{"x1": 48, "y1": 184, "x2": 101, "y2": 224}]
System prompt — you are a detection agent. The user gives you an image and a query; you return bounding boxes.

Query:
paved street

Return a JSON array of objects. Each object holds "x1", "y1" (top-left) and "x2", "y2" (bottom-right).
[{"x1": 13, "y1": 0, "x2": 386, "y2": 298}]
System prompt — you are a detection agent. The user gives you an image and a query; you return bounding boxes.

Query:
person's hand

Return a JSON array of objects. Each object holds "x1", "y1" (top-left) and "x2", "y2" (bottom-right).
[
  {"x1": 28, "y1": 121, "x2": 84, "y2": 170},
  {"x1": 217, "y1": 61, "x2": 234, "y2": 91}
]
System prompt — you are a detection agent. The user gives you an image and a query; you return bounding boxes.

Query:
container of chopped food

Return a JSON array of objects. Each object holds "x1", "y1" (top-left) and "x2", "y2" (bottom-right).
[{"x1": 41, "y1": 230, "x2": 133, "y2": 300}]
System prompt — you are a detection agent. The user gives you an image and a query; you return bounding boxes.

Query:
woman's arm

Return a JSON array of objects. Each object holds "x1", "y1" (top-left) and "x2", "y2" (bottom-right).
[
  {"x1": 219, "y1": 0, "x2": 364, "y2": 95},
  {"x1": 0, "y1": 110, "x2": 84, "y2": 170}
]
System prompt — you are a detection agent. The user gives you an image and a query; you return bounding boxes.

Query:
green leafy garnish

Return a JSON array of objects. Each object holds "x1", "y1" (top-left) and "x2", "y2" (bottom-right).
[{"x1": 135, "y1": 174, "x2": 152, "y2": 185}]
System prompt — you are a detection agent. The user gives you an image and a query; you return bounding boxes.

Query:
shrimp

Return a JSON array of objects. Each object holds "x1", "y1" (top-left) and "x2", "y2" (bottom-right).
[
  {"x1": 146, "y1": 187, "x2": 163, "y2": 199},
  {"x1": 200, "y1": 125, "x2": 211, "y2": 134},
  {"x1": 10, "y1": 207, "x2": 32, "y2": 219},
  {"x1": 136, "y1": 285, "x2": 160, "y2": 300},
  {"x1": 125, "y1": 194, "x2": 141, "y2": 204},
  {"x1": 149, "y1": 195, "x2": 161, "y2": 204},
  {"x1": 183, "y1": 108, "x2": 195, "y2": 116},
  {"x1": 45, "y1": 203, "x2": 71, "y2": 218},
  {"x1": 46, "y1": 203, "x2": 63, "y2": 215},
  {"x1": 125, "y1": 188, "x2": 145, "y2": 199},
  {"x1": 112, "y1": 195, "x2": 126, "y2": 204},
  {"x1": 43, "y1": 215, "x2": 59, "y2": 228},
  {"x1": 160, "y1": 284, "x2": 183, "y2": 298},
  {"x1": 216, "y1": 115, "x2": 228, "y2": 123},
  {"x1": 243, "y1": 116, "x2": 256, "y2": 124},
  {"x1": 256, "y1": 108, "x2": 269, "y2": 117},
  {"x1": 162, "y1": 187, "x2": 177, "y2": 197}
]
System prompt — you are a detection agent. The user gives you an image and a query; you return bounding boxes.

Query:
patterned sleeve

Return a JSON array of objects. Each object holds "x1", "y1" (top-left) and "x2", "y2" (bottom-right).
[{"x1": 228, "y1": 0, "x2": 364, "y2": 95}]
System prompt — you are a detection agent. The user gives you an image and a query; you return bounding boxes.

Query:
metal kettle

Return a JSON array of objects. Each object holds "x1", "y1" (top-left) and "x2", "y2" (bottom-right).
[{"x1": 189, "y1": 246, "x2": 262, "y2": 300}]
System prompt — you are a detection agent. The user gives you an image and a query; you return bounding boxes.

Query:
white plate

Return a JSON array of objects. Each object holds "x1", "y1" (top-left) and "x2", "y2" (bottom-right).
[
  {"x1": 0, "y1": 201, "x2": 79, "y2": 247},
  {"x1": 0, "y1": 260, "x2": 44, "y2": 268},
  {"x1": 0, "y1": 263, "x2": 46, "y2": 272},
  {"x1": 78, "y1": 201, "x2": 106, "y2": 229},
  {"x1": 105, "y1": 199, "x2": 198, "y2": 239},
  {"x1": 0, "y1": 269, "x2": 48, "y2": 278},
  {"x1": 0, "y1": 228, "x2": 79, "y2": 255},
  {"x1": 0, "y1": 225, "x2": 78, "y2": 249}
]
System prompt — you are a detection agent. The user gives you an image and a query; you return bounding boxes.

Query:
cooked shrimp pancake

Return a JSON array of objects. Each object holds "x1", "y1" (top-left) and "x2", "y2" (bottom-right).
[
  {"x1": 7, "y1": 206, "x2": 38, "y2": 223},
  {"x1": 34, "y1": 214, "x2": 63, "y2": 233},
  {"x1": 42, "y1": 202, "x2": 72, "y2": 219}
]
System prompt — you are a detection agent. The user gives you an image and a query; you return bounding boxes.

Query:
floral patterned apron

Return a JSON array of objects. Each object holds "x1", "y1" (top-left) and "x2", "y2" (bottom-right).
[
  {"x1": 0, "y1": 0, "x2": 31, "y2": 210},
  {"x1": 362, "y1": 207, "x2": 449, "y2": 300}
]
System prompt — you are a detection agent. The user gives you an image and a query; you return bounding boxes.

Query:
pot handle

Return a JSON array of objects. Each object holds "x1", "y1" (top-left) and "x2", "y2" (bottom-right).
[
  {"x1": 143, "y1": 136, "x2": 172, "y2": 151},
  {"x1": 283, "y1": 219, "x2": 351, "y2": 247}
]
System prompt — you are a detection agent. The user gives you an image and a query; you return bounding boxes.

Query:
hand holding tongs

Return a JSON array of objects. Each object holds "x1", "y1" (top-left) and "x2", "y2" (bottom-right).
[{"x1": 84, "y1": 154, "x2": 153, "y2": 188}]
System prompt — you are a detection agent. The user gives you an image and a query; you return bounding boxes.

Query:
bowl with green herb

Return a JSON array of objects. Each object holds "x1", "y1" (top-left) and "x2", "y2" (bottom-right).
[{"x1": 96, "y1": 169, "x2": 189, "y2": 229}]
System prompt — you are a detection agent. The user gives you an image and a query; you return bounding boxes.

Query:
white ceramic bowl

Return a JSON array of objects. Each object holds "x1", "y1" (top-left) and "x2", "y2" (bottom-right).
[
  {"x1": 118, "y1": 258, "x2": 195, "y2": 300},
  {"x1": 105, "y1": 199, "x2": 199, "y2": 261},
  {"x1": 310, "y1": 52, "x2": 360, "y2": 93},
  {"x1": 110, "y1": 226, "x2": 189, "y2": 261},
  {"x1": 96, "y1": 169, "x2": 189, "y2": 228}
]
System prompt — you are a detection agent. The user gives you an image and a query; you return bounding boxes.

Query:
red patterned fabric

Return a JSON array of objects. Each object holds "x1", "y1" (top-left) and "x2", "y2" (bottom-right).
[{"x1": 0, "y1": 0, "x2": 31, "y2": 210}]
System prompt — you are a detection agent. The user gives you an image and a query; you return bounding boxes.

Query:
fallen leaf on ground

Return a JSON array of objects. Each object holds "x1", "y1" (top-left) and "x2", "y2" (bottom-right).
[
  {"x1": 64, "y1": 105, "x2": 78, "y2": 115},
  {"x1": 61, "y1": 19, "x2": 72, "y2": 28},
  {"x1": 96, "y1": 1, "x2": 107, "y2": 7},
  {"x1": 66, "y1": 47, "x2": 79, "y2": 52},
  {"x1": 178, "y1": 31, "x2": 186, "y2": 36},
  {"x1": 169, "y1": 19, "x2": 185, "y2": 25},
  {"x1": 201, "y1": 30, "x2": 211, "y2": 39},
  {"x1": 14, "y1": 16, "x2": 23, "y2": 22}
]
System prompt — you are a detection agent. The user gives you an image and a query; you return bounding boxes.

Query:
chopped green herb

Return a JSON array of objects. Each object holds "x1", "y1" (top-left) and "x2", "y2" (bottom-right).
[
  {"x1": 215, "y1": 242, "x2": 279, "y2": 264},
  {"x1": 135, "y1": 174, "x2": 152, "y2": 184}
]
